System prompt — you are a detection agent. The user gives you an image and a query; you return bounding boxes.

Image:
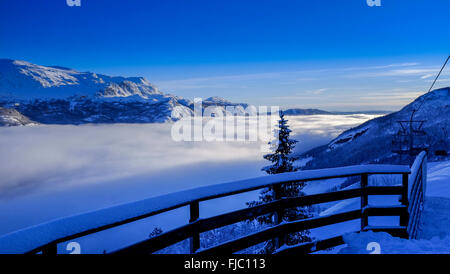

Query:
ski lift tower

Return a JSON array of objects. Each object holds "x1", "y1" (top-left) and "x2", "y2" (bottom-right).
[
  {"x1": 392, "y1": 118, "x2": 428, "y2": 164},
  {"x1": 392, "y1": 55, "x2": 450, "y2": 165}
]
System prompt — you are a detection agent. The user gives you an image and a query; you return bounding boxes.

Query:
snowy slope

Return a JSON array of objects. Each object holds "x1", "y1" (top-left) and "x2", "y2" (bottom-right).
[
  {"x1": 0, "y1": 107, "x2": 37, "y2": 126},
  {"x1": 299, "y1": 87, "x2": 450, "y2": 169}
]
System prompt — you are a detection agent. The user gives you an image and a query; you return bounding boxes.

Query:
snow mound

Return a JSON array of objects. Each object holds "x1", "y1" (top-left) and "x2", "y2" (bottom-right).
[{"x1": 339, "y1": 231, "x2": 450, "y2": 254}]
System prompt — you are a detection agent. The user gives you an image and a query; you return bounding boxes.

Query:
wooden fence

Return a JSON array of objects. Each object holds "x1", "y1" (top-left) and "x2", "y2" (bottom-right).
[{"x1": 0, "y1": 152, "x2": 427, "y2": 254}]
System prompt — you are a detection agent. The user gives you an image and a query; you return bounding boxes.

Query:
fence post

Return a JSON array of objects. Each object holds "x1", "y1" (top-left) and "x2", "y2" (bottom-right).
[
  {"x1": 422, "y1": 156, "x2": 427, "y2": 204},
  {"x1": 273, "y1": 184, "x2": 284, "y2": 249},
  {"x1": 414, "y1": 158, "x2": 426, "y2": 239},
  {"x1": 400, "y1": 173, "x2": 409, "y2": 231},
  {"x1": 189, "y1": 201, "x2": 200, "y2": 253},
  {"x1": 360, "y1": 174, "x2": 368, "y2": 230}
]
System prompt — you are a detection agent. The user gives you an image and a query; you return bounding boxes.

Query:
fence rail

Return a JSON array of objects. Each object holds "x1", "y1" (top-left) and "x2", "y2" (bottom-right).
[
  {"x1": 407, "y1": 151, "x2": 427, "y2": 239},
  {"x1": 0, "y1": 154, "x2": 428, "y2": 254}
]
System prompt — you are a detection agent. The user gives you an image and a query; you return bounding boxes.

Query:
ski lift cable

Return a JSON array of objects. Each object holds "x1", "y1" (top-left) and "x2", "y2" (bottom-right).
[
  {"x1": 410, "y1": 55, "x2": 450, "y2": 122},
  {"x1": 427, "y1": 55, "x2": 450, "y2": 93}
]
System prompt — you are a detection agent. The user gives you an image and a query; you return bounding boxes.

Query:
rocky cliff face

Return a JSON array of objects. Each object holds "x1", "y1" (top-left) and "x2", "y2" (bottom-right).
[{"x1": 0, "y1": 107, "x2": 36, "y2": 126}]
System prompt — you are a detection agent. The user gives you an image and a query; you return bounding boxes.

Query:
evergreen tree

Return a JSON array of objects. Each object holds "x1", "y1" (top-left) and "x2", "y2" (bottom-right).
[
  {"x1": 247, "y1": 110, "x2": 311, "y2": 253},
  {"x1": 262, "y1": 111, "x2": 299, "y2": 174}
]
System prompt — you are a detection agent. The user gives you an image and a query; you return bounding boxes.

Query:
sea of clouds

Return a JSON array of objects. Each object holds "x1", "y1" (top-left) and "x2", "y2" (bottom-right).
[{"x1": 0, "y1": 114, "x2": 378, "y2": 242}]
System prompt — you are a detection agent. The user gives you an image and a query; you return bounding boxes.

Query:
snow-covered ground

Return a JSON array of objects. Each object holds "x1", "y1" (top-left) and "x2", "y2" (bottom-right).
[
  {"x1": 0, "y1": 114, "x2": 378, "y2": 253},
  {"x1": 338, "y1": 160, "x2": 450, "y2": 254}
]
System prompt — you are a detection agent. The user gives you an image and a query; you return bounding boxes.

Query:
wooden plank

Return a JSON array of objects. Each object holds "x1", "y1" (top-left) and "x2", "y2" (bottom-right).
[
  {"x1": 190, "y1": 170, "x2": 410, "y2": 207},
  {"x1": 407, "y1": 198, "x2": 421, "y2": 238},
  {"x1": 10, "y1": 167, "x2": 410, "y2": 254},
  {"x1": 407, "y1": 165, "x2": 424, "y2": 239},
  {"x1": 113, "y1": 191, "x2": 360, "y2": 254},
  {"x1": 112, "y1": 164, "x2": 417, "y2": 255},
  {"x1": 197, "y1": 186, "x2": 402, "y2": 234},
  {"x1": 363, "y1": 205, "x2": 407, "y2": 216},
  {"x1": 400, "y1": 173, "x2": 409, "y2": 227},
  {"x1": 412, "y1": 195, "x2": 424, "y2": 239},
  {"x1": 284, "y1": 186, "x2": 403, "y2": 209},
  {"x1": 274, "y1": 235, "x2": 347, "y2": 255},
  {"x1": 366, "y1": 186, "x2": 404, "y2": 195},
  {"x1": 408, "y1": 167, "x2": 423, "y2": 212},
  {"x1": 197, "y1": 210, "x2": 361, "y2": 255},
  {"x1": 360, "y1": 174, "x2": 369, "y2": 230},
  {"x1": 114, "y1": 199, "x2": 289, "y2": 254},
  {"x1": 272, "y1": 185, "x2": 284, "y2": 249},
  {"x1": 113, "y1": 222, "x2": 196, "y2": 254},
  {"x1": 409, "y1": 190, "x2": 423, "y2": 239},
  {"x1": 113, "y1": 187, "x2": 405, "y2": 254},
  {"x1": 189, "y1": 201, "x2": 200, "y2": 253}
]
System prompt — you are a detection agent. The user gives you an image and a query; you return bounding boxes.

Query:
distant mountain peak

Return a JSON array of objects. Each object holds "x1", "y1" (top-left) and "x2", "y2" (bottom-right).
[
  {"x1": 282, "y1": 108, "x2": 331, "y2": 115},
  {"x1": 203, "y1": 96, "x2": 233, "y2": 104},
  {"x1": 0, "y1": 59, "x2": 161, "y2": 100}
]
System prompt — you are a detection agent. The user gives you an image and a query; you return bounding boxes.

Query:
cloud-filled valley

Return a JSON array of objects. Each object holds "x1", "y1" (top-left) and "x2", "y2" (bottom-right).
[{"x1": 0, "y1": 114, "x2": 378, "y2": 236}]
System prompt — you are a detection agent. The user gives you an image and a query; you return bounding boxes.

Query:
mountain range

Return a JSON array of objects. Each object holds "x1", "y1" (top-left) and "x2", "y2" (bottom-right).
[
  {"x1": 0, "y1": 59, "x2": 391, "y2": 126},
  {"x1": 0, "y1": 59, "x2": 251, "y2": 125}
]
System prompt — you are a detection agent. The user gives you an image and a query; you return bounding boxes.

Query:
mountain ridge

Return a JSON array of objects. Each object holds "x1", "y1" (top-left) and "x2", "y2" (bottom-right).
[
  {"x1": 0, "y1": 59, "x2": 162, "y2": 100},
  {"x1": 298, "y1": 87, "x2": 450, "y2": 168},
  {"x1": 0, "y1": 59, "x2": 251, "y2": 125}
]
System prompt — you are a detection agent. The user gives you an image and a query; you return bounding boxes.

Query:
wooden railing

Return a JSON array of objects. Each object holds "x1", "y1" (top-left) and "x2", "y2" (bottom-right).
[
  {"x1": 407, "y1": 151, "x2": 427, "y2": 239},
  {"x1": 0, "y1": 154, "x2": 428, "y2": 254}
]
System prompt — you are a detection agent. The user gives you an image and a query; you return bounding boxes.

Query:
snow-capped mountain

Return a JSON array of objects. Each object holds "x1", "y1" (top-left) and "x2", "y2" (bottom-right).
[
  {"x1": 203, "y1": 96, "x2": 237, "y2": 106},
  {"x1": 0, "y1": 59, "x2": 248, "y2": 125},
  {"x1": 0, "y1": 59, "x2": 161, "y2": 99},
  {"x1": 299, "y1": 87, "x2": 450, "y2": 168}
]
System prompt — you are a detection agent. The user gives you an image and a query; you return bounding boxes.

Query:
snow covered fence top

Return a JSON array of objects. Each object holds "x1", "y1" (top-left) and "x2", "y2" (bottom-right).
[
  {"x1": 409, "y1": 151, "x2": 427, "y2": 196},
  {"x1": 0, "y1": 164, "x2": 410, "y2": 254}
]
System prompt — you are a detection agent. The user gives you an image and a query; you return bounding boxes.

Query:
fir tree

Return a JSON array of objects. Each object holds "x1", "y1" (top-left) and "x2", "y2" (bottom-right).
[
  {"x1": 247, "y1": 110, "x2": 312, "y2": 253},
  {"x1": 262, "y1": 111, "x2": 299, "y2": 174}
]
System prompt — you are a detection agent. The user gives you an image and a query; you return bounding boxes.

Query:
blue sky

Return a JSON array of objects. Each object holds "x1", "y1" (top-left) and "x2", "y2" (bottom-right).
[{"x1": 0, "y1": 0, "x2": 449, "y2": 110}]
